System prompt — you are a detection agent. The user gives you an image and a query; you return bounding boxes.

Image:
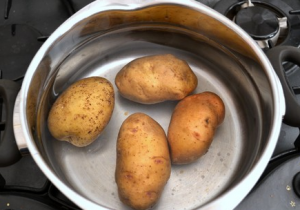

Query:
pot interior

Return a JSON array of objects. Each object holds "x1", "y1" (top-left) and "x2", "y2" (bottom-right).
[{"x1": 25, "y1": 3, "x2": 276, "y2": 210}]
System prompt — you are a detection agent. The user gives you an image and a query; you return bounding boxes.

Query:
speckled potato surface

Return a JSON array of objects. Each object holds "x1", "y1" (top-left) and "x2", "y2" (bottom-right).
[
  {"x1": 167, "y1": 92, "x2": 225, "y2": 165},
  {"x1": 115, "y1": 54, "x2": 198, "y2": 104},
  {"x1": 115, "y1": 113, "x2": 171, "y2": 210},
  {"x1": 47, "y1": 77, "x2": 115, "y2": 147}
]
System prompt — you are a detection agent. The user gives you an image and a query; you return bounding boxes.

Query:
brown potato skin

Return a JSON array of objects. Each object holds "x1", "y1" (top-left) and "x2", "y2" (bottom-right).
[
  {"x1": 115, "y1": 113, "x2": 171, "y2": 210},
  {"x1": 115, "y1": 54, "x2": 198, "y2": 104},
  {"x1": 167, "y1": 92, "x2": 225, "y2": 164},
  {"x1": 47, "y1": 77, "x2": 114, "y2": 147}
]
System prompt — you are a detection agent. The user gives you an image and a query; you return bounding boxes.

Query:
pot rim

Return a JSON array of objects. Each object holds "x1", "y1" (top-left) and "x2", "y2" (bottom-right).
[{"x1": 18, "y1": 0, "x2": 285, "y2": 209}]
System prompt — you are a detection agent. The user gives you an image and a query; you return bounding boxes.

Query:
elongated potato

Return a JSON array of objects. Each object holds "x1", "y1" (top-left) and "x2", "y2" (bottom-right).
[
  {"x1": 167, "y1": 92, "x2": 225, "y2": 164},
  {"x1": 48, "y1": 77, "x2": 114, "y2": 147},
  {"x1": 115, "y1": 113, "x2": 171, "y2": 210},
  {"x1": 115, "y1": 54, "x2": 198, "y2": 104}
]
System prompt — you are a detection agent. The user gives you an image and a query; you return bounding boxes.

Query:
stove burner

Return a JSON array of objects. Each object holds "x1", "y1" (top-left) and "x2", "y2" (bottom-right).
[
  {"x1": 235, "y1": 6, "x2": 279, "y2": 40},
  {"x1": 214, "y1": 0, "x2": 300, "y2": 49}
]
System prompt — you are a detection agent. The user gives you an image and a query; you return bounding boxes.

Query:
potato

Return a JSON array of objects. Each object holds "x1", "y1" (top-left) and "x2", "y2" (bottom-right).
[
  {"x1": 167, "y1": 92, "x2": 225, "y2": 164},
  {"x1": 47, "y1": 77, "x2": 114, "y2": 147},
  {"x1": 115, "y1": 113, "x2": 171, "y2": 210},
  {"x1": 115, "y1": 54, "x2": 198, "y2": 104}
]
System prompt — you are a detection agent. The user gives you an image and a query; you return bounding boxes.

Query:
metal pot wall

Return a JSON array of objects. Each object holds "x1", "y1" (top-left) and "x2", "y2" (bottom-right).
[{"x1": 10, "y1": 0, "x2": 286, "y2": 209}]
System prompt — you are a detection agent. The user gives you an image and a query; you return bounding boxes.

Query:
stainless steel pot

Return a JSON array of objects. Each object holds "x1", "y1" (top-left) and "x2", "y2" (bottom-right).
[{"x1": 13, "y1": 0, "x2": 285, "y2": 209}]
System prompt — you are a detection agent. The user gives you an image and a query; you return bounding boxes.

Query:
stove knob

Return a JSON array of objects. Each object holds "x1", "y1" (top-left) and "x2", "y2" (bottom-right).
[{"x1": 293, "y1": 172, "x2": 300, "y2": 198}]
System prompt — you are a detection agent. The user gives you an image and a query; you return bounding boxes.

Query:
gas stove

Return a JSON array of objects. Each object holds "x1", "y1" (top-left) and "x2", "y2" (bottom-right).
[{"x1": 0, "y1": 0, "x2": 300, "y2": 209}]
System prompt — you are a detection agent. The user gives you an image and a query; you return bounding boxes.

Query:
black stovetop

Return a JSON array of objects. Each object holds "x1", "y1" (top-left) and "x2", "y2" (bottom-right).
[
  {"x1": 0, "y1": 1, "x2": 93, "y2": 209},
  {"x1": 1, "y1": 0, "x2": 300, "y2": 209}
]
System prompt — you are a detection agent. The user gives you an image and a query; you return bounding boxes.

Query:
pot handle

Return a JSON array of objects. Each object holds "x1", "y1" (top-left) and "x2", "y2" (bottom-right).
[
  {"x1": 266, "y1": 46, "x2": 300, "y2": 127},
  {"x1": 0, "y1": 80, "x2": 21, "y2": 167}
]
